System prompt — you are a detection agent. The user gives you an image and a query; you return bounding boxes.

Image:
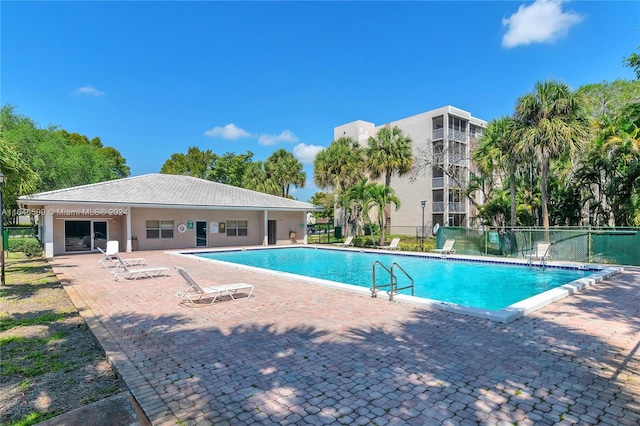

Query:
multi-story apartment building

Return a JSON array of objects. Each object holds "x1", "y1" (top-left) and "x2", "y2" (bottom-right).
[{"x1": 334, "y1": 105, "x2": 487, "y2": 235}]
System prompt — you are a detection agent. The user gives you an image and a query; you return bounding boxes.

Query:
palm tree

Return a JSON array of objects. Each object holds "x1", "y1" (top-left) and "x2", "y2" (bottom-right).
[
  {"x1": 314, "y1": 137, "x2": 366, "y2": 230},
  {"x1": 265, "y1": 149, "x2": 306, "y2": 198},
  {"x1": 344, "y1": 178, "x2": 374, "y2": 237},
  {"x1": 473, "y1": 117, "x2": 521, "y2": 229},
  {"x1": 364, "y1": 184, "x2": 401, "y2": 246},
  {"x1": 366, "y1": 126, "x2": 413, "y2": 233},
  {"x1": 242, "y1": 161, "x2": 280, "y2": 196},
  {"x1": 366, "y1": 126, "x2": 413, "y2": 187},
  {"x1": 314, "y1": 137, "x2": 365, "y2": 192},
  {"x1": 515, "y1": 80, "x2": 589, "y2": 230}
]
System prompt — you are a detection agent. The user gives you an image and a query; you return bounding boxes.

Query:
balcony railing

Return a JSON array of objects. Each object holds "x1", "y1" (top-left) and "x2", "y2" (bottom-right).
[
  {"x1": 448, "y1": 129, "x2": 467, "y2": 142},
  {"x1": 432, "y1": 128, "x2": 444, "y2": 140},
  {"x1": 448, "y1": 202, "x2": 465, "y2": 212},
  {"x1": 432, "y1": 177, "x2": 468, "y2": 188},
  {"x1": 432, "y1": 202, "x2": 444, "y2": 212},
  {"x1": 448, "y1": 153, "x2": 466, "y2": 164}
]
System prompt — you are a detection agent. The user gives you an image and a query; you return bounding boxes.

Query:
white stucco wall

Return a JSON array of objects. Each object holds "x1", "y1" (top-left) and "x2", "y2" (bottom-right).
[
  {"x1": 336, "y1": 106, "x2": 488, "y2": 234},
  {"x1": 35, "y1": 204, "x2": 308, "y2": 256}
]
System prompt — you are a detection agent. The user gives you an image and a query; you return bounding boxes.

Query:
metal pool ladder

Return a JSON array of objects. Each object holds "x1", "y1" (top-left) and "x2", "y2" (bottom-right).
[{"x1": 371, "y1": 261, "x2": 414, "y2": 301}]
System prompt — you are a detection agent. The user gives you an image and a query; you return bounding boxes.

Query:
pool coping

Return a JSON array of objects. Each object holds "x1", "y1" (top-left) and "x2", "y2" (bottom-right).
[{"x1": 169, "y1": 245, "x2": 624, "y2": 323}]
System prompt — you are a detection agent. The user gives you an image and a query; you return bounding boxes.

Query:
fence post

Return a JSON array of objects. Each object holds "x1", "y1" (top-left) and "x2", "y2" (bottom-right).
[{"x1": 587, "y1": 226, "x2": 592, "y2": 264}]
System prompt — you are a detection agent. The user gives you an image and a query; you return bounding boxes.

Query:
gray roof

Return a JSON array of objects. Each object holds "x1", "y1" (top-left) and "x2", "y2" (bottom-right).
[{"x1": 19, "y1": 174, "x2": 321, "y2": 211}]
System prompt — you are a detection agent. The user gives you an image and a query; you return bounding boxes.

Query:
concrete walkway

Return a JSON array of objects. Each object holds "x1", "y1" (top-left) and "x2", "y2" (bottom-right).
[{"x1": 50, "y1": 249, "x2": 640, "y2": 425}]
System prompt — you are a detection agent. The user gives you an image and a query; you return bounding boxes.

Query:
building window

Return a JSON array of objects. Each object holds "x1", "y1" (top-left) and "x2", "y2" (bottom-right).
[
  {"x1": 448, "y1": 116, "x2": 467, "y2": 132},
  {"x1": 146, "y1": 220, "x2": 174, "y2": 239},
  {"x1": 226, "y1": 220, "x2": 248, "y2": 237}
]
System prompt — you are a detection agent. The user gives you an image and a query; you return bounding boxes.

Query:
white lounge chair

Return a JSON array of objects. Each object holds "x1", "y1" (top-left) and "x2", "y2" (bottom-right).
[
  {"x1": 524, "y1": 242, "x2": 552, "y2": 266},
  {"x1": 175, "y1": 266, "x2": 254, "y2": 307},
  {"x1": 342, "y1": 236, "x2": 354, "y2": 247},
  {"x1": 97, "y1": 246, "x2": 145, "y2": 268},
  {"x1": 379, "y1": 238, "x2": 401, "y2": 250},
  {"x1": 431, "y1": 239, "x2": 456, "y2": 257},
  {"x1": 111, "y1": 253, "x2": 169, "y2": 281}
]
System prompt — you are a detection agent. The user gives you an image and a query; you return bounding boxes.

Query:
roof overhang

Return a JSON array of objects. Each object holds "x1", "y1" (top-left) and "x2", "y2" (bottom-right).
[{"x1": 18, "y1": 198, "x2": 324, "y2": 212}]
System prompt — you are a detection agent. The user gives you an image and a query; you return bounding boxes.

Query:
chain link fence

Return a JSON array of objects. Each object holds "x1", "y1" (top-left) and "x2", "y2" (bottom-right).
[
  {"x1": 437, "y1": 226, "x2": 639, "y2": 266},
  {"x1": 331, "y1": 223, "x2": 639, "y2": 266}
]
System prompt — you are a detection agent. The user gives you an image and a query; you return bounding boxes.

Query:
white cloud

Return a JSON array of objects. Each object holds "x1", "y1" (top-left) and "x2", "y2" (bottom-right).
[
  {"x1": 258, "y1": 130, "x2": 299, "y2": 146},
  {"x1": 293, "y1": 143, "x2": 324, "y2": 165},
  {"x1": 502, "y1": 0, "x2": 583, "y2": 48},
  {"x1": 204, "y1": 123, "x2": 251, "y2": 139},
  {"x1": 75, "y1": 85, "x2": 104, "y2": 96}
]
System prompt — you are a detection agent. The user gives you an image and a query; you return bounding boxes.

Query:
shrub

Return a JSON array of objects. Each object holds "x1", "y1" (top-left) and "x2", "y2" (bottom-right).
[
  {"x1": 8, "y1": 238, "x2": 42, "y2": 258},
  {"x1": 363, "y1": 223, "x2": 379, "y2": 236},
  {"x1": 7, "y1": 238, "x2": 26, "y2": 253}
]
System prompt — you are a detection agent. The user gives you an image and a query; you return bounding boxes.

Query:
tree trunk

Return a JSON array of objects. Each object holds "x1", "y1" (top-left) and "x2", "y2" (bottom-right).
[
  {"x1": 509, "y1": 171, "x2": 517, "y2": 229},
  {"x1": 540, "y1": 158, "x2": 551, "y2": 237},
  {"x1": 384, "y1": 173, "x2": 392, "y2": 236}
]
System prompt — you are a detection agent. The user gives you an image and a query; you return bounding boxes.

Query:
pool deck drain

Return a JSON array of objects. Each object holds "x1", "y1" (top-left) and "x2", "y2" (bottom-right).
[{"x1": 50, "y1": 248, "x2": 640, "y2": 425}]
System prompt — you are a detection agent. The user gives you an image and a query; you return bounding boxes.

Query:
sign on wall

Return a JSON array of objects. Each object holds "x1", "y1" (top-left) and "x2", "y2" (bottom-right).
[{"x1": 210, "y1": 223, "x2": 219, "y2": 234}]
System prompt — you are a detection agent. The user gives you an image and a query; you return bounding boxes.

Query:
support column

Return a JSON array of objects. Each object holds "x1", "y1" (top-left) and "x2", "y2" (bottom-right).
[
  {"x1": 263, "y1": 210, "x2": 269, "y2": 246},
  {"x1": 126, "y1": 207, "x2": 132, "y2": 252},
  {"x1": 303, "y1": 212, "x2": 308, "y2": 244},
  {"x1": 44, "y1": 210, "x2": 54, "y2": 258}
]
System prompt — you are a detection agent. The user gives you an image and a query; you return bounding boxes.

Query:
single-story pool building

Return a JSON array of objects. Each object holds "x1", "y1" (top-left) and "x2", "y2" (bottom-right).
[{"x1": 18, "y1": 173, "x2": 322, "y2": 257}]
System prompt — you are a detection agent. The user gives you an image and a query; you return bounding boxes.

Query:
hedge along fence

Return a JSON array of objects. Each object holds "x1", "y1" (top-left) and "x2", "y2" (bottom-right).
[
  {"x1": 4, "y1": 226, "x2": 38, "y2": 239},
  {"x1": 7, "y1": 237, "x2": 43, "y2": 258}
]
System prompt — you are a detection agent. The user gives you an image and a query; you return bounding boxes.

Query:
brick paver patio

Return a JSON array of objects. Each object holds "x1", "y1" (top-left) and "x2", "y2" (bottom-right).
[{"x1": 50, "y1": 249, "x2": 640, "y2": 425}]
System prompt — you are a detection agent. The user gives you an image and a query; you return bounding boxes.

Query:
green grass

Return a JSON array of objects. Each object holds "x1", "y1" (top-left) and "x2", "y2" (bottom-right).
[
  {"x1": 0, "y1": 312, "x2": 74, "y2": 332},
  {"x1": 0, "y1": 331, "x2": 72, "y2": 377},
  {"x1": 8, "y1": 411, "x2": 59, "y2": 426}
]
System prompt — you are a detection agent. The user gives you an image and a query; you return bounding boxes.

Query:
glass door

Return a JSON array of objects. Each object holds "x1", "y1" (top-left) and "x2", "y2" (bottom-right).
[
  {"x1": 64, "y1": 220, "x2": 108, "y2": 252},
  {"x1": 268, "y1": 220, "x2": 277, "y2": 245},
  {"x1": 196, "y1": 221, "x2": 207, "y2": 247},
  {"x1": 93, "y1": 221, "x2": 108, "y2": 250},
  {"x1": 65, "y1": 221, "x2": 91, "y2": 252}
]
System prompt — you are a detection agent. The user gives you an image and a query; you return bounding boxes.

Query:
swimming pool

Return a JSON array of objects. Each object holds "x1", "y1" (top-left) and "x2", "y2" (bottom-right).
[{"x1": 185, "y1": 246, "x2": 621, "y2": 321}]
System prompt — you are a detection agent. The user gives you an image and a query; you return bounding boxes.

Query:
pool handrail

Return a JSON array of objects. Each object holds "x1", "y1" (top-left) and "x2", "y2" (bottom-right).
[{"x1": 371, "y1": 260, "x2": 414, "y2": 301}]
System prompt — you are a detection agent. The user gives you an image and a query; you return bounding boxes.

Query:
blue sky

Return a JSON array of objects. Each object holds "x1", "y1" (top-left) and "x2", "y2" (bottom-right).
[{"x1": 2, "y1": 1, "x2": 638, "y2": 202}]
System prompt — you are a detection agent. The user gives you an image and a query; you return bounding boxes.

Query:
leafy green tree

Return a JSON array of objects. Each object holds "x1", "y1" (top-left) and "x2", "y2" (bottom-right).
[
  {"x1": 1, "y1": 104, "x2": 130, "y2": 200},
  {"x1": 574, "y1": 102, "x2": 640, "y2": 225},
  {"x1": 578, "y1": 80, "x2": 640, "y2": 117},
  {"x1": 209, "y1": 151, "x2": 254, "y2": 187},
  {"x1": 0, "y1": 137, "x2": 38, "y2": 223},
  {"x1": 309, "y1": 191, "x2": 334, "y2": 220},
  {"x1": 265, "y1": 149, "x2": 305, "y2": 198},
  {"x1": 160, "y1": 146, "x2": 215, "y2": 178},
  {"x1": 99, "y1": 146, "x2": 131, "y2": 178},
  {"x1": 474, "y1": 188, "x2": 510, "y2": 228},
  {"x1": 514, "y1": 80, "x2": 590, "y2": 230},
  {"x1": 623, "y1": 46, "x2": 640, "y2": 80},
  {"x1": 574, "y1": 80, "x2": 640, "y2": 225}
]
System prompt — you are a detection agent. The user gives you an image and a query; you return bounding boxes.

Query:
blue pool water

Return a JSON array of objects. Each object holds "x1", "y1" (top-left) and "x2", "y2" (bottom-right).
[{"x1": 195, "y1": 247, "x2": 592, "y2": 310}]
